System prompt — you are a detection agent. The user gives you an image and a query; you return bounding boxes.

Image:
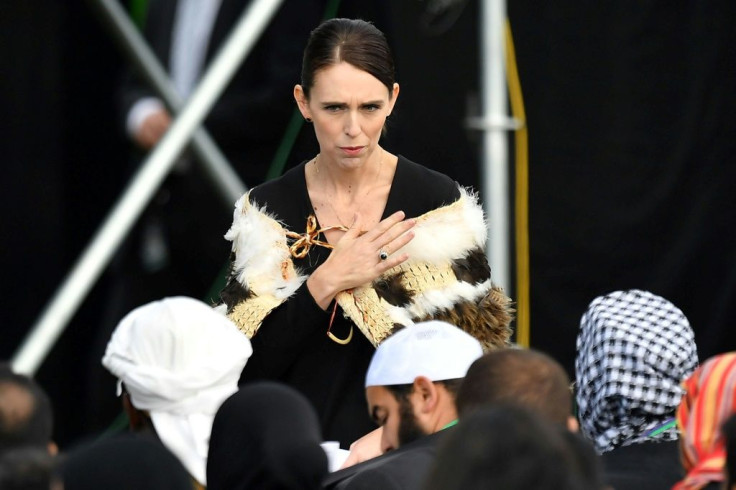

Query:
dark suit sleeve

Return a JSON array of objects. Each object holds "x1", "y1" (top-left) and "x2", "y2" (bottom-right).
[{"x1": 116, "y1": 0, "x2": 173, "y2": 135}]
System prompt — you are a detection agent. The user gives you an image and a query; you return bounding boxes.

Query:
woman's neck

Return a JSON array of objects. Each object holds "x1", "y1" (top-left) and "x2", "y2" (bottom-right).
[{"x1": 314, "y1": 148, "x2": 385, "y2": 202}]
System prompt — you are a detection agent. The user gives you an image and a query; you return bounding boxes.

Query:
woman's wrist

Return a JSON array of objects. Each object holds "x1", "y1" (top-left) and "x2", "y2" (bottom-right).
[{"x1": 306, "y1": 266, "x2": 340, "y2": 310}]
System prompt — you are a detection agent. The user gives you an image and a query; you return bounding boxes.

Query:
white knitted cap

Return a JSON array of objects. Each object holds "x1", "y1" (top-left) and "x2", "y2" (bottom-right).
[{"x1": 365, "y1": 320, "x2": 483, "y2": 388}]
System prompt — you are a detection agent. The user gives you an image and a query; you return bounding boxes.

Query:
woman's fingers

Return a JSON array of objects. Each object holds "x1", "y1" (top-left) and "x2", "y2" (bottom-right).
[
  {"x1": 376, "y1": 217, "x2": 415, "y2": 249},
  {"x1": 364, "y1": 211, "x2": 407, "y2": 240},
  {"x1": 380, "y1": 228, "x2": 415, "y2": 260},
  {"x1": 322, "y1": 210, "x2": 416, "y2": 292}
]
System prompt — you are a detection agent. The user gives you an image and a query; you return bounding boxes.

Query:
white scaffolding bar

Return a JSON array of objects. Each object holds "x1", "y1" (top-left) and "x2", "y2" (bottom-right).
[{"x1": 480, "y1": 0, "x2": 510, "y2": 291}]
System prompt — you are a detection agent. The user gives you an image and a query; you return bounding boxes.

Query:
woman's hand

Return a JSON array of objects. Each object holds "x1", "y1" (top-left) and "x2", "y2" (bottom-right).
[
  {"x1": 340, "y1": 427, "x2": 385, "y2": 469},
  {"x1": 307, "y1": 211, "x2": 415, "y2": 310}
]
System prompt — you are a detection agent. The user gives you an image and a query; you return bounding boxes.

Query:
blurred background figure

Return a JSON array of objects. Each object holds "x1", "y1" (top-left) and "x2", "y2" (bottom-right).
[
  {"x1": 207, "y1": 382, "x2": 328, "y2": 490},
  {"x1": 674, "y1": 352, "x2": 736, "y2": 490},
  {"x1": 0, "y1": 363, "x2": 57, "y2": 456},
  {"x1": 575, "y1": 289, "x2": 698, "y2": 490},
  {"x1": 60, "y1": 432, "x2": 192, "y2": 490},
  {"x1": 101, "y1": 296, "x2": 252, "y2": 488}
]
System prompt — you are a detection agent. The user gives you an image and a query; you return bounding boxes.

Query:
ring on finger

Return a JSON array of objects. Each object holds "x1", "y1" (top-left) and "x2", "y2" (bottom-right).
[{"x1": 379, "y1": 248, "x2": 389, "y2": 261}]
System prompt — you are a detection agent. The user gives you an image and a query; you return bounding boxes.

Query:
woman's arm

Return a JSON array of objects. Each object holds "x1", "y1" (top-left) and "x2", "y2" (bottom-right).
[{"x1": 239, "y1": 281, "x2": 329, "y2": 381}]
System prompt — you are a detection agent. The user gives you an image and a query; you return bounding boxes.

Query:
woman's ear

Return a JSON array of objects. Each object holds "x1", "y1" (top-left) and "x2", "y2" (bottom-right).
[
  {"x1": 387, "y1": 83, "x2": 400, "y2": 115},
  {"x1": 294, "y1": 84, "x2": 311, "y2": 120}
]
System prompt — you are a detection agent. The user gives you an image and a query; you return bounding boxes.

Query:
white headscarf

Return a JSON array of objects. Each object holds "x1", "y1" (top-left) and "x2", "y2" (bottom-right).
[{"x1": 102, "y1": 296, "x2": 252, "y2": 485}]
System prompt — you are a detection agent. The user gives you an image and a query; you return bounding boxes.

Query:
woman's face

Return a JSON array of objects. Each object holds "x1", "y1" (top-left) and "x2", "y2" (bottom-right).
[{"x1": 295, "y1": 62, "x2": 399, "y2": 169}]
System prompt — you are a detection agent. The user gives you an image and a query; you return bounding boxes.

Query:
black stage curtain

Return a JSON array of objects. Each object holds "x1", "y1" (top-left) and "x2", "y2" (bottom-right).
[{"x1": 508, "y1": 1, "x2": 736, "y2": 371}]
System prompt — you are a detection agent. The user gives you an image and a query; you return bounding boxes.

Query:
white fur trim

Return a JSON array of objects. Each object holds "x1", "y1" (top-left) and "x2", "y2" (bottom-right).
[
  {"x1": 385, "y1": 305, "x2": 415, "y2": 326},
  {"x1": 396, "y1": 187, "x2": 487, "y2": 263},
  {"x1": 408, "y1": 279, "x2": 492, "y2": 319},
  {"x1": 225, "y1": 194, "x2": 307, "y2": 300}
]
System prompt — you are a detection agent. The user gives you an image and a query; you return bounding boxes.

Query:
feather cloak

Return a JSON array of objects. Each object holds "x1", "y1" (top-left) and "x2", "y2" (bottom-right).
[{"x1": 220, "y1": 187, "x2": 514, "y2": 351}]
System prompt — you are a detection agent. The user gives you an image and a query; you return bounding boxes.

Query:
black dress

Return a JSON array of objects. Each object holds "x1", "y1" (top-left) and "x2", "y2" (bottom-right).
[{"x1": 236, "y1": 155, "x2": 460, "y2": 447}]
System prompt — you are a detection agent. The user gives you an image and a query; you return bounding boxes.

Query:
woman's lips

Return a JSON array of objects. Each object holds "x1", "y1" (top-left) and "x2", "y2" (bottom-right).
[{"x1": 340, "y1": 146, "x2": 364, "y2": 156}]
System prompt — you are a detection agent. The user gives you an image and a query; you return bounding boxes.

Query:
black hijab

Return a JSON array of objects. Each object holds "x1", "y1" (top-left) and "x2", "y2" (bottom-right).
[
  {"x1": 60, "y1": 432, "x2": 191, "y2": 490},
  {"x1": 207, "y1": 381, "x2": 328, "y2": 490}
]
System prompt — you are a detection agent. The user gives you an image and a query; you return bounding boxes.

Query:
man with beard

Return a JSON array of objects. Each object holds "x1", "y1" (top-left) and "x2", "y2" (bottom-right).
[{"x1": 323, "y1": 321, "x2": 483, "y2": 490}]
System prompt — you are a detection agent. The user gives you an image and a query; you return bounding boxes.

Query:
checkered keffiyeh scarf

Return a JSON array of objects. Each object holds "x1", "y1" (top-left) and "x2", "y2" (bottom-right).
[{"x1": 575, "y1": 289, "x2": 698, "y2": 453}]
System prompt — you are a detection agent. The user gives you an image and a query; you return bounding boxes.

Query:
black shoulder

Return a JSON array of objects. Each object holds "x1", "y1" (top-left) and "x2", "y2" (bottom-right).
[
  {"x1": 390, "y1": 156, "x2": 461, "y2": 215},
  {"x1": 249, "y1": 162, "x2": 306, "y2": 207}
]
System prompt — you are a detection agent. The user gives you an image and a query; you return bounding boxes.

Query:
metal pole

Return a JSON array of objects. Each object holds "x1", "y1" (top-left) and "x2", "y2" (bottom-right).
[
  {"x1": 88, "y1": 0, "x2": 246, "y2": 206},
  {"x1": 12, "y1": 0, "x2": 285, "y2": 375},
  {"x1": 479, "y1": 0, "x2": 510, "y2": 291}
]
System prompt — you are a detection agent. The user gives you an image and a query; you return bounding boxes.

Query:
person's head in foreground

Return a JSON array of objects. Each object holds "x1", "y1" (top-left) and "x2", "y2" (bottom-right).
[
  {"x1": 101, "y1": 296, "x2": 252, "y2": 487},
  {"x1": 456, "y1": 347, "x2": 578, "y2": 431},
  {"x1": 207, "y1": 382, "x2": 328, "y2": 490},
  {"x1": 674, "y1": 352, "x2": 736, "y2": 490},
  {"x1": 425, "y1": 405, "x2": 603, "y2": 490},
  {"x1": 575, "y1": 289, "x2": 698, "y2": 453},
  {"x1": 0, "y1": 447, "x2": 58, "y2": 490},
  {"x1": 0, "y1": 363, "x2": 56, "y2": 456},
  {"x1": 60, "y1": 433, "x2": 191, "y2": 490},
  {"x1": 364, "y1": 320, "x2": 483, "y2": 452}
]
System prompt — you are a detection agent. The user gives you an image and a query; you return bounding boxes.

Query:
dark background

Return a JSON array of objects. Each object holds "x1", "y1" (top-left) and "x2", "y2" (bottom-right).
[{"x1": 2, "y1": 0, "x2": 734, "y2": 447}]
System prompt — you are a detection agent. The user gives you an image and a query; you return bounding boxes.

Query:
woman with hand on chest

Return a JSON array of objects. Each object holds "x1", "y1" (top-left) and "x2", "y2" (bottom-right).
[{"x1": 218, "y1": 18, "x2": 513, "y2": 448}]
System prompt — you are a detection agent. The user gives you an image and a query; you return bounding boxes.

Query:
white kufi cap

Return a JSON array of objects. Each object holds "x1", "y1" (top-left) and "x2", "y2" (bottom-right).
[{"x1": 365, "y1": 320, "x2": 483, "y2": 387}]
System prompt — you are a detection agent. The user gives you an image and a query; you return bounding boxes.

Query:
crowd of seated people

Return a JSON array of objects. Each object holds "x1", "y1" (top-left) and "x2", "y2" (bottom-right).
[{"x1": 4, "y1": 290, "x2": 736, "y2": 489}]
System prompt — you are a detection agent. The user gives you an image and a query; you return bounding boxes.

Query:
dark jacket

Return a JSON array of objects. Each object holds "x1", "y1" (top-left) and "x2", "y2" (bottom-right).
[{"x1": 322, "y1": 430, "x2": 450, "y2": 490}]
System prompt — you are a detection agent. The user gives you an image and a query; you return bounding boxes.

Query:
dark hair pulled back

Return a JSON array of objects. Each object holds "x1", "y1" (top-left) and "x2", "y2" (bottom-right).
[{"x1": 300, "y1": 18, "x2": 395, "y2": 98}]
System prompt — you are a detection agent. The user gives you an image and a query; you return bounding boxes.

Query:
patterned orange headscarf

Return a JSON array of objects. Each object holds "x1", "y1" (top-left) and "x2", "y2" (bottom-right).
[{"x1": 674, "y1": 352, "x2": 736, "y2": 490}]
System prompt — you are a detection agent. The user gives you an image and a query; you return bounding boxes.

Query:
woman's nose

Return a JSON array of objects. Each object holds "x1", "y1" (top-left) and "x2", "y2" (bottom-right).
[{"x1": 343, "y1": 111, "x2": 361, "y2": 137}]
